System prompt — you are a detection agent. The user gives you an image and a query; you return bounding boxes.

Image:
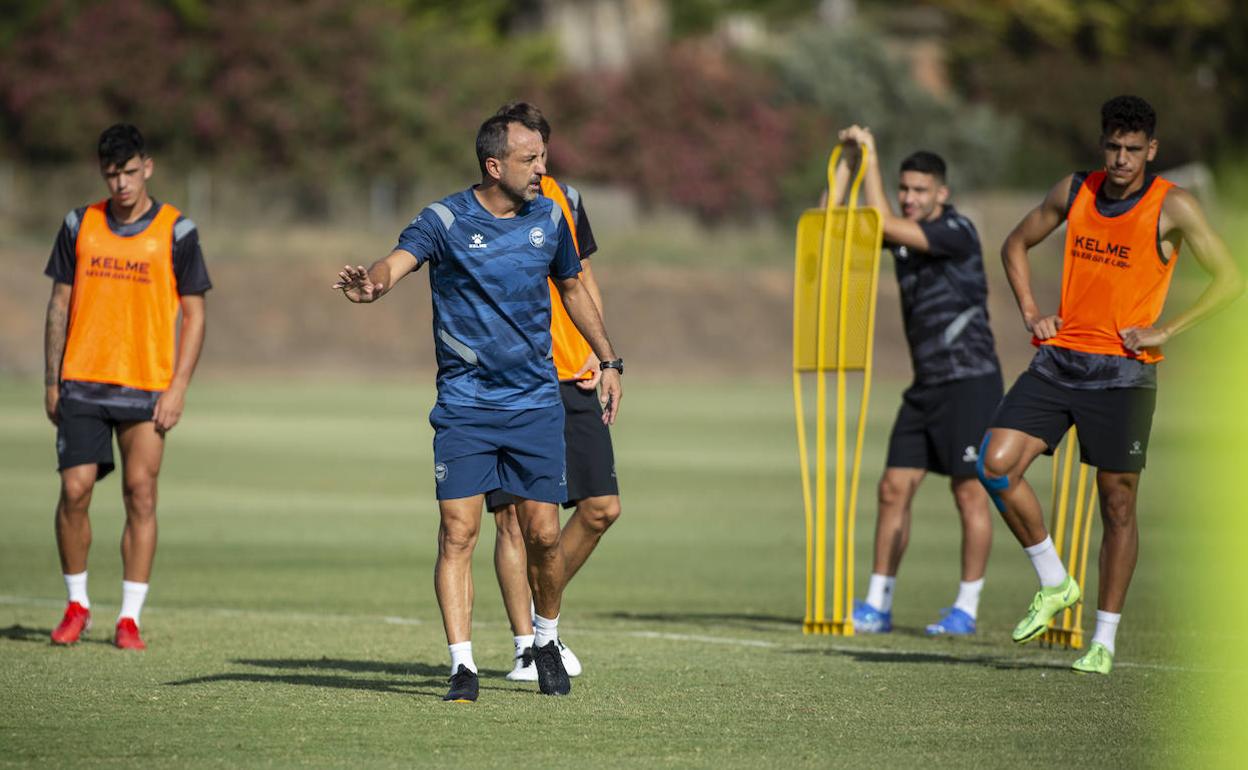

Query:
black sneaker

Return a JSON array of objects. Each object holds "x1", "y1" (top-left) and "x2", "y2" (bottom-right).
[
  {"x1": 531, "y1": 641, "x2": 571, "y2": 696},
  {"x1": 443, "y1": 665, "x2": 479, "y2": 703}
]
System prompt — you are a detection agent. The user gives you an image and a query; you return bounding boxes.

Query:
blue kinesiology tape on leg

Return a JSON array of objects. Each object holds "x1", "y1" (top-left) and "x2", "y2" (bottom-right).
[{"x1": 975, "y1": 432, "x2": 1009, "y2": 514}]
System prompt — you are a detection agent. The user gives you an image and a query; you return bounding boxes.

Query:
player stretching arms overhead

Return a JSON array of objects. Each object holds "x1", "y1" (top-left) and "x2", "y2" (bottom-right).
[
  {"x1": 334, "y1": 110, "x2": 623, "y2": 701},
  {"x1": 835, "y1": 126, "x2": 1003, "y2": 637},
  {"x1": 978, "y1": 95, "x2": 1243, "y2": 674}
]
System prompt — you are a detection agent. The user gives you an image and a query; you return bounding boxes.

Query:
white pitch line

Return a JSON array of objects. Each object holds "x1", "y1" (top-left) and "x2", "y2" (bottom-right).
[{"x1": 0, "y1": 594, "x2": 1232, "y2": 674}]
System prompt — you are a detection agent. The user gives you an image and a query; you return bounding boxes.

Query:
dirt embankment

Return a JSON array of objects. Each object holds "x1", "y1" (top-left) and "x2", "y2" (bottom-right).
[{"x1": 1, "y1": 249, "x2": 1044, "y2": 384}]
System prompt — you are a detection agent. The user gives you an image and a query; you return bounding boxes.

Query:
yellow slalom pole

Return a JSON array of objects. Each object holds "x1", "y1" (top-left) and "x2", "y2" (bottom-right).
[
  {"x1": 831, "y1": 146, "x2": 866, "y2": 631},
  {"x1": 1064, "y1": 463, "x2": 1090, "y2": 632},
  {"x1": 1074, "y1": 475, "x2": 1098, "y2": 646},
  {"x1": 812, "y1": 145, "x2": 843, "y2": 628},
  {"x1": 794, "y1": 253, "x2": 814, "y2": 630}
]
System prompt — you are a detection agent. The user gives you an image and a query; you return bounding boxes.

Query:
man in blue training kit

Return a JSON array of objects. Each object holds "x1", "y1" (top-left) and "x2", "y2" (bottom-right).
[{"x1": 334, "y1": 111, "x2": 623, "y2": 702}]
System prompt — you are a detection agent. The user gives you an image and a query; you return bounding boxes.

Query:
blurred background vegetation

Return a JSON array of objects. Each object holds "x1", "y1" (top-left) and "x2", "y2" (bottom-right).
[{"x1": 1, "y1": 0, "x2": 1243, "y2": 224}]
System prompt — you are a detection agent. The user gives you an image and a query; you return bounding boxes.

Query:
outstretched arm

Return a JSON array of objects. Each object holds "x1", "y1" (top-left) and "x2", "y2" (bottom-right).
[
  {"x1": 333, "y1": 249, "x2": 420, "y2": 303},
  {"x1": 153, "y1": 293, "x2": 206, "y2": 433},
  {"x1": 555, "y1": 275, "x2": 621, "y2": 424},
  {"x1": 1121, "y1": 188, "x2": 1244, "y2": 352},
  {"x1": 1001, "y1": 175, "x2": 1074, "y2": 339},
  {"x1": 44, "y1": 282, "x2": 72, "y2": 425}
]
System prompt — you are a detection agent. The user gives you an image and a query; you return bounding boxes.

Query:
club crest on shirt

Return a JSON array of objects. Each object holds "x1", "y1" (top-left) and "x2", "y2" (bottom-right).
[{"x1": 528, "y1": 227, "x2": 544, "y2": 248}]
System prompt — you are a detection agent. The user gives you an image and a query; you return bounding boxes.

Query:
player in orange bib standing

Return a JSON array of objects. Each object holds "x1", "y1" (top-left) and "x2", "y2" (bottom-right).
[
  {"x1": 43, "y1": 124, "x2": 211, "y2": 650},
  {"x1": 485, "y1": 103, "x2": 622, "y2": 682},
  {"x1": 977, "y1": 96, "x2": 1242, "y2": 674}
]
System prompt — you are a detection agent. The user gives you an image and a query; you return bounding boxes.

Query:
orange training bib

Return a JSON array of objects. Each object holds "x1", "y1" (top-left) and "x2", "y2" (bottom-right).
[
  {"x1": 542, "y1": 177, "x2": 595, "y2": 382},
  {"x1": 61, "y1": 200, "x2": 182, "y2": 391},
  {"x1": 1041, "y1": 171, "x2": 1178, "y2": 364}
]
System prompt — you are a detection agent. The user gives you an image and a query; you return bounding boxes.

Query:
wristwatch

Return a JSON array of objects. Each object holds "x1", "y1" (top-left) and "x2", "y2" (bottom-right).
[{"x1": 599, "y1": 358, "x2": 624, "y2": 375}]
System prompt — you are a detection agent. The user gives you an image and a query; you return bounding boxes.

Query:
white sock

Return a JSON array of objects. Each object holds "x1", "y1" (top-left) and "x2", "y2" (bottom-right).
[
  {"x1": 119, "y1": 581, "x2": 149, "y2": 625},
  {"x1": 865, "y1": 573, "x2": 896, "y2": 612},
  {"x1": 953, "y1": 578, "x2": 985, "y2": 619},
  {"x1": 534, "y1": 613, "x2": 559, "y2": 648},
  {"x1": 1023, "y1": 536, "x2": 1068, "y2": 588},
  {"x1": 1092, "y1": 611, "x2": 1121, "y2": 654},
  {"x1": 448, "y1": 641, "x2": 477, "y2": 675},
  {"x1": 513, "y1": 634, "x2": 535, "y2": 653},
  {"x1": 64, "y1": 571, "x2": 90, "y2": 609}
]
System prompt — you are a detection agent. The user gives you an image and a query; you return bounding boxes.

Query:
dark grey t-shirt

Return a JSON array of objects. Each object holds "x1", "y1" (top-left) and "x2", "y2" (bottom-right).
[{"x1": 890, "y1": 204, "x2": 1000, "y2": 385}]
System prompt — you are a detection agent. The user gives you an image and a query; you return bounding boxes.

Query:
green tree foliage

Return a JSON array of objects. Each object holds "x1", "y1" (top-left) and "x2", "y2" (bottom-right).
[
  {"x1": 928, "y1": 0, "x2": 1240, "y2": 179},
  {"x1": 763, "y1": 23, "x2": 1018, "y2": 203},
  {"x1": 545, "y1": 43, "x2": 811, "y2": 221}
]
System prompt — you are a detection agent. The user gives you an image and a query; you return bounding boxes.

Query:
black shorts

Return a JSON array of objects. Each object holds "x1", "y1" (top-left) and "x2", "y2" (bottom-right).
[
  {"x1": 486, "y1": 382, "x2": 618, "y2": 510},
  {"x1": 990, "y1": 371, "x2": 1156, "y2": 472},
  {"x1": 55, "y1": 397, "x2": 155, "y2": 480},
  {"x1": 886, "y1": 371, "x2": 1004, "y2": 477}
]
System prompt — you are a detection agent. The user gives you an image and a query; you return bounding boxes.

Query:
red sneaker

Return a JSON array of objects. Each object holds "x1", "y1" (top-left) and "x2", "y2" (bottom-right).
[
  {"x1": 114, "y1": 618, "x2": 146, "y2": 651},
  {"x1": 51, "y1": 601, "x2": 91, "y2": 645}
]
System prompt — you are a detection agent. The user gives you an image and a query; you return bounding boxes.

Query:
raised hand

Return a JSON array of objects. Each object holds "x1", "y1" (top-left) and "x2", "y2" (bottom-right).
[{"x1": 333, "y1": 265, "x2": 382, "y2": 303}]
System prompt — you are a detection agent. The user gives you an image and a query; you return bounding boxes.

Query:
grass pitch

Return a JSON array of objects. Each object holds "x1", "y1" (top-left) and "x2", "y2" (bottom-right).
[{"x1": 0, "y1": 376, "x2": 1224, "y2": 767}]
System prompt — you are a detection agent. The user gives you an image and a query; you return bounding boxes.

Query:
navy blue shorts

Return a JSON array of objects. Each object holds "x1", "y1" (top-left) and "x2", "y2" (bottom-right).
[{"x1": 429, "y1": 402, "x2": 567, "y2": 503}]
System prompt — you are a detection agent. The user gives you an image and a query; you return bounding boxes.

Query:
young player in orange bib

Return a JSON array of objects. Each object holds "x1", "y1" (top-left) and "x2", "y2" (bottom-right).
[
  {"x1": 43, "y1": 124, "x2": 211, "y2": 650},
  {"x1": 978, "y1": 96, "x2": 1242, "y2": 674}
]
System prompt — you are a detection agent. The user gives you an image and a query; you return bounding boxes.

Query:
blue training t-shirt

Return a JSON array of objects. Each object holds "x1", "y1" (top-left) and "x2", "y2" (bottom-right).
[{"x1": 396, "y1": 188, "x2": 582, "y2": 409}]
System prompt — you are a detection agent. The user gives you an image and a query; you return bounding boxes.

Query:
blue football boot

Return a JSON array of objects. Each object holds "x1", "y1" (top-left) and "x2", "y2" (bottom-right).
[
  {"x1": 852, "y1": 600, "x2": 893, "y2": 633},
  {"x1": 925, "y1": 606, "x2": 977, "y2": 636}
]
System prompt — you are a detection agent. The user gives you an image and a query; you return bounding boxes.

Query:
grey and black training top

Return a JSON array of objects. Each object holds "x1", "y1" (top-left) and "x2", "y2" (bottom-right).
[{"x1": 889, "y1": 204, "x2": 1000, "y2": 386}]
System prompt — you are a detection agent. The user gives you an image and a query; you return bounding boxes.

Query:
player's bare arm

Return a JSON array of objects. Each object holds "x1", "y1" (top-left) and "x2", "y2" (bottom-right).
[
  {"x1": 43, "y1": 281, "x2": 72, "y2": 425},
  {"x1": 572, "y1": 259, "x2": 606, "y2": 389},
  {"x1": 837, "y1": 125, "x2": 933, "y2": 252},
  {"x1": 333, "y1": 249, "x2": 420, "y2": 303},
  {"x1": 1001, "y1": 174, "x2": 1076, "y2": 339},
  {"x1": 154, "y1": 293, "x2": 206, "y2": 434},
  {"x1": 1119, "y1": 187, "x2": 1244, "y2": 352},
  {"x1": 555, "y1": 275, "x2": 621, "y2": 424}
]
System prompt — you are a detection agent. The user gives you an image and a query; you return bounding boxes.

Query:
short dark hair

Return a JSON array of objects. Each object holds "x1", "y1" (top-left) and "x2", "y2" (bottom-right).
[
  {"x1": 1101, "y1": 95, "x2": 1156, "y2": 138},
  {"x1": 476, "y1": 109, "x2": 547, "y2": 175},
  {"x1": 98, "y1": 124, "x2": 146, "y2": 168},
  {"x1": 899, "y1": 151, "x2": 946, "y2": 182},
  {"x1": 495, "y1": 101, "x2": 551, "y2": 143}
]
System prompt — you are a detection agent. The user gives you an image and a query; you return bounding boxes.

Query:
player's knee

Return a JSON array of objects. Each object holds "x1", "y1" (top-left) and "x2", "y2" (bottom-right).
[
  {"x1": 493, "y1": 506, "x2": 522, "y2": 539},
  {"x1": 877, "y1": 476, "x2": 910, "y2": 508},
  {"x1": 439, "y1": 520, "x2": 479, "y2": 553},
  {"x1": 579, "y1": 497, "x2": 621, "y2": 533},
  {"x1": 1099, "y1": 475, "x2": 1138, "y2": 529},
  {"x1": 974, "y1": 435, "x2": 1010, "y2": 513},
  {"x1": 952, "y1": 481, "x2": 987, "y2": 514},
  {"x1": 523, "y1": 519, "x2": 561, "y2": 551},
  {"x1": 59, "y1": 474, "x2": 94, "y2": 511},
  {"x1": 122, "y1": 477, "x2": 157, "y2": 517}
]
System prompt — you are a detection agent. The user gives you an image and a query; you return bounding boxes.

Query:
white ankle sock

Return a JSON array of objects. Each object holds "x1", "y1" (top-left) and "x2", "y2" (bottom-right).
[
  {"x1": 64, "y1": 572, "x2": 89, "y2": 609},
  {"x1": 865, "y1": 574, "x2": 895, "y2": 612},
  {"x1": 1092, "y1": 611, "x2": 1121, "y2": 654},
  {"x1": 534, "y1": 614, "x2": 559, "y2": 648},
  {"x1": 514, "y1": 634, "x2": 535, "y2": 653},
  {"x1": 118, "y1": 581, "x2": 148, "y2": 625},
  {"x1": 1023, "y1": 536, "x2": 1068, "y2": 588},
  {"x1": 448, "y1": 641, "x2": 477, "y2": 674},
  {"x1": 953, "y1": 578, "x2": 985, "y2": 619}
]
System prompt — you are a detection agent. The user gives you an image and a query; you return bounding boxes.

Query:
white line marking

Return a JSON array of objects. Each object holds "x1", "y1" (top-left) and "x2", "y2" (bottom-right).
[{"x1": 0, "y1": 595, "x2": 1229, "y2": 673}]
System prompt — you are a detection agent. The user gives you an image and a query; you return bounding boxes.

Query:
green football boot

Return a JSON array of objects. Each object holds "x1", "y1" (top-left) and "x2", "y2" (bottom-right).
[
  {"x1": 1011, "y1": 575, "x2": 1081, "y2": 644},
  {"x1": 1071, "y1": 642, "x2": 1113, "y2": 675}
]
